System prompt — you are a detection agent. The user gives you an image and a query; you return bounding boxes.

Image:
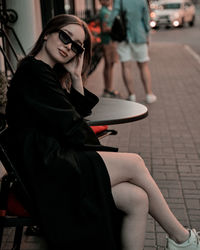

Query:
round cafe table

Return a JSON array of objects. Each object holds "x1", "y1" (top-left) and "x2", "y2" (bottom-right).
[{"x1": 86, "y1": 97, "x2": 148, "y2": 126}]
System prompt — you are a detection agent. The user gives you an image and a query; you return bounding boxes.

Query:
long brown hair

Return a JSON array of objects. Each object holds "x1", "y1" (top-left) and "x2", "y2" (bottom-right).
[{"x1": 27, "y1": 14, "x2": 92, "y2": 84}]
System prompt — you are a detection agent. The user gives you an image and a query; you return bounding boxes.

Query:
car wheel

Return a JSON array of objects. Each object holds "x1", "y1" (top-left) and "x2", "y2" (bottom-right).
[{"x1": 189, "y1": 15, "x2": 195, "y2": 26}]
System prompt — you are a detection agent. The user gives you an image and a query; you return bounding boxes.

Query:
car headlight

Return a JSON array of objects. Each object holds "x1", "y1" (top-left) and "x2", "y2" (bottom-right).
[
  {"x1": 150, "y1": 20, "x2": 157, "y2": 28},
  {"x1": 150, "y1": 12, "x2": 156, "y2": 18},
  {"x1": 172, "y1": 20, "x2": 180, "y2": 27}
]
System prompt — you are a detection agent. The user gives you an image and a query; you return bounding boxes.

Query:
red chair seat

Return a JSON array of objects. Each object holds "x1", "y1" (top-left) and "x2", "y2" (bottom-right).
[
  {"x1": 7, "y1": 192, "x2": 30, "y2": 217},
  {"x1": 90, "y1": 125, "x2": 108, "y2": 134}
]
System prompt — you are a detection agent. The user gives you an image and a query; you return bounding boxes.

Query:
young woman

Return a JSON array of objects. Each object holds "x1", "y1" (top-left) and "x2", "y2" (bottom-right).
[{"x1": 5, "y1": 14, "x2": 199, "y2": 250}]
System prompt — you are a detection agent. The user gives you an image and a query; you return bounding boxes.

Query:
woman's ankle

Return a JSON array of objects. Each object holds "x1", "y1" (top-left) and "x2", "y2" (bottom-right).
[{"x1": 169, "y1": 229, "x2": 190, "y2": 244}]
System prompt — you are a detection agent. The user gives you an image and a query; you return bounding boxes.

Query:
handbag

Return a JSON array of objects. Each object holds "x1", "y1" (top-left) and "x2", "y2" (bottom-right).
[{"x1": 110, "y1": 0, "x2": 126, "y2": 42}]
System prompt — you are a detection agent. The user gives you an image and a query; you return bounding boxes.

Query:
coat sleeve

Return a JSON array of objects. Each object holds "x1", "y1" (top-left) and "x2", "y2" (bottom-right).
[
  {"x1": 68, "y1": 87, "x2": 99, "y2": 117},
  {"x1": 7, "y1": 59, "x2": 99, "y2": 146}
]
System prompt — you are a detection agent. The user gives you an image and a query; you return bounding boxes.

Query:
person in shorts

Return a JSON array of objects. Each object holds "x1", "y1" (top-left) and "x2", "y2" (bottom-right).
[
  {"x1": 99, "y1": 0, "x2": 120, "y2": 98},
  {"x1": 110, "y1": 0, "x2": 157, "y2": 103}
]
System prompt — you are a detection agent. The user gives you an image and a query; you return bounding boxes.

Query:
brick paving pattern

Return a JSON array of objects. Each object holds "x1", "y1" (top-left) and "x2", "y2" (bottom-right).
[{"x1": 1, "y1": 42, "x2": 200, "y2": 249}]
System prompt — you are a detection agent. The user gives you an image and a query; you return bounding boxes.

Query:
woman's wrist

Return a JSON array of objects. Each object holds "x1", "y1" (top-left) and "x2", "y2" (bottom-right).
[
  {"x1": 71, "y1": 74, "x2": 82, "y2": 81},
  {"x1": 71, "y1": 76, "x2": 84, "y2": 95}
]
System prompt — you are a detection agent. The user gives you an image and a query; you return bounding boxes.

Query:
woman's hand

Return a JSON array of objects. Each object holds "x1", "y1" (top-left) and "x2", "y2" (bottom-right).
[
  {"x1": 63, "y1": 51, "x2": 84, "y2": 80},
  {"x1": 63, "y1": 51, "x2": 85, "y2": 95}
]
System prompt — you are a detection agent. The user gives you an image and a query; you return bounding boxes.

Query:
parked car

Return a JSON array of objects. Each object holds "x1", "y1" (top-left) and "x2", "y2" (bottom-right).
[{"x1": 150, "y1": 0, "x2": 196, "y2": 28}]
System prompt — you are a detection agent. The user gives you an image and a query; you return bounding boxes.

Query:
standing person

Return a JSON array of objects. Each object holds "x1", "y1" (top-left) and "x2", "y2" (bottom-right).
[
  {"x1": 5, "y1": 14, "x2": 200, "y2": 250},
  {"x1": 110, "y1": 0, "x2": 157, "y2": 103},
  {"x1": 99, "y1": 0, "x2": 120, "y2": 98}
]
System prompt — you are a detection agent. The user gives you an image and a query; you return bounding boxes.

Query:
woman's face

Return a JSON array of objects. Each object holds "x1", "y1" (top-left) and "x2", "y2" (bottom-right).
[{"x1": 43, "y1": 24, "x2": 85, "y2": 67}]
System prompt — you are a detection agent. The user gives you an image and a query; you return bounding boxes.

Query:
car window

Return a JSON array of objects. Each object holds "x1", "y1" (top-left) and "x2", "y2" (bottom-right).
[{"x1": 162, "y1": 3, "x2": 181, "y2": 9}]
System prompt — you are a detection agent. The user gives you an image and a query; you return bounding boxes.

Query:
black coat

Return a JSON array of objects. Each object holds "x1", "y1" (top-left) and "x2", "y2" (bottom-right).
[{"x1": 5, "y1": 57, "x2": 123, "y2": 250}]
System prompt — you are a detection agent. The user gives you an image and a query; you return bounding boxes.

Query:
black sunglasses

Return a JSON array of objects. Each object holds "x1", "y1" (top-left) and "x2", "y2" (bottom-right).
[{"x1": 58, "y1": 30, "x2": 84, "y2": 55}]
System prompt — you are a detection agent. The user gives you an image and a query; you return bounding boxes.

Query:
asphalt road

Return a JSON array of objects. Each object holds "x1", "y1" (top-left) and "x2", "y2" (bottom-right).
[{"x1": 150, "y1": 5, "x2": 200, "y2": 56}]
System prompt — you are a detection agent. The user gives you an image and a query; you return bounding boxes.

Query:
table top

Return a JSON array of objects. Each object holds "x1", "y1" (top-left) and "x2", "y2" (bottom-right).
[{"x1": 86, "y1": 97, "x2": 148, "y2": 126}]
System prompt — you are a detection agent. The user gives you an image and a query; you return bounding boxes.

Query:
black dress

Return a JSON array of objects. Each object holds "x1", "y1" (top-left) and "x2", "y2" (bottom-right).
[{"x1": 5, "y1": 56, "x2": 123, "y2": 250}]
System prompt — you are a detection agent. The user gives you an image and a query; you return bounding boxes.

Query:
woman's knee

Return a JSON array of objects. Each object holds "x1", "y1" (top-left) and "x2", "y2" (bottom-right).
[
  {"x1": 98, "y1": 152, "x2": 149, "y2": 185},
  {"x1": 133, "y1": 187, "x2": 149, "y2": 213},
  {"x1": 128, "y1": 153, "x2": 149, "y2": 173},
  {"x1": 112, "y1": 183, "x2": 149, "y2": 215},
  {"x1": 127, "y1": 185, "x2": 149, "y2": 214},
  {"x1": 129, "y1": 153, "x2": 144, "y2": 165}
]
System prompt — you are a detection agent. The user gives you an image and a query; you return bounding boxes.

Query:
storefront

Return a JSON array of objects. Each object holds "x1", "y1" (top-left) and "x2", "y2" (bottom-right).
[
  {"x1": 40, "y1": 0, "x2": 101, "y2": 27},
  {"x1": 65, "y1": 0, "x2": 101, "y2": 18},
  {"x1": 0, "y1": 0, "x2": 101, "y2": 73}
]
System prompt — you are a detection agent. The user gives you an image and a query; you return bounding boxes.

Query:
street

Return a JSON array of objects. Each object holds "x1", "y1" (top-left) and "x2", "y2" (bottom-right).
[{"x1": 150, "y1": 5, "x2": 200, "y2": 55}]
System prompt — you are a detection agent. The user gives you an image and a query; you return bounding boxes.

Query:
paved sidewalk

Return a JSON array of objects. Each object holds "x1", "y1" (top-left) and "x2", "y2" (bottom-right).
[
  {"x1": 1, "y1": 42, "x2": 200, "y2": 249},
  {"x1": 87, "y1": 42, "x2": 200, "y2": 249}
]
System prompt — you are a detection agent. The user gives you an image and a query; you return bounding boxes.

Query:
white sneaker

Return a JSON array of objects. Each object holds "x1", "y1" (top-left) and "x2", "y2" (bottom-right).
[
  {"x1": 127, "y1": 94, "x2": 136, "y2": 102},
  {"x1": 146, "y1": 94, "x2": 157, "y2": 104},
  {"x1": 166, "y1": 229, "x2": 200, "y2": 250}
]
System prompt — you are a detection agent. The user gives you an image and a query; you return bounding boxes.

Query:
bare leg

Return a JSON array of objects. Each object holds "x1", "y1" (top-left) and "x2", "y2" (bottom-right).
[
  {"x1": 98, "y1": 151, "x2": 189, "y2": 249},
  {"x1": 103, "y1": 60, "x2": 115, "y2": 92},
  {"x1": 137, "y1": 61, "x2": 153, "y2": 94},
  {"x1": 121, "y1": 61, "x2": 135, "y2": 95},
  {"x1": 112, "y1": 182, "x2": 148, "y2": 250},
  {"x1": 103, "y1": 59, "x2": 112, "y2": 91},
  {"x1": 108, "y1": 62, "x2": 114, "y2": 91}
]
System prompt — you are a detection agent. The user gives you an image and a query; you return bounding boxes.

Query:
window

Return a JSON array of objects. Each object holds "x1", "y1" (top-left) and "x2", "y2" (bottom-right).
[{"x1": 162, "y1": 3, "x2": 181, "y2": 9}]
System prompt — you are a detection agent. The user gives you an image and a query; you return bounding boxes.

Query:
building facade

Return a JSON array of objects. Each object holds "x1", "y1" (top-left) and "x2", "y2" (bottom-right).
[{"x1": 0, "y1": 0, "x2": 101, "y2": 72}]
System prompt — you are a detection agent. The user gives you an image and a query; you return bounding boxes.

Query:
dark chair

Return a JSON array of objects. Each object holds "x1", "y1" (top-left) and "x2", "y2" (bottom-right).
[
  {"x1": 0, "y1": 113, "x2": 6, "y2": 132},
  {"x1": 0, "y1": 120, "x2": 118, "y2": 249},
  {"x1": 0, "y1": 126, "x2": 39, "y2": 250}
]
